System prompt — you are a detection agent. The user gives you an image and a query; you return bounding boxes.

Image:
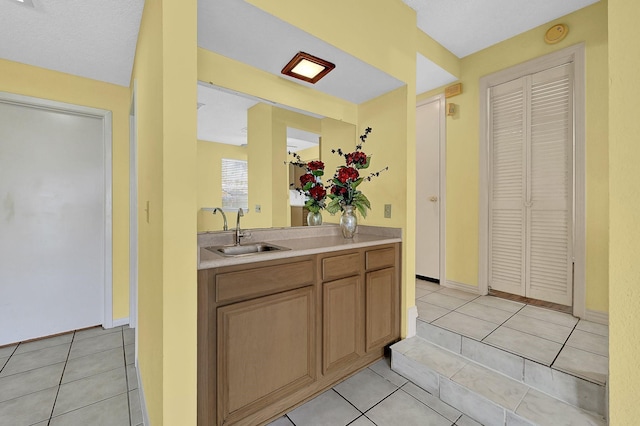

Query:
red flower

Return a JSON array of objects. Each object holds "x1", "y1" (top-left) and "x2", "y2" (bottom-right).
[
  {"x1": 336, "y1": 166, "x2": 359, "y2": 183},
  {"x1": 331, "y1": 185, "x2": 347, "y2": 196},
  {"x1": 309, "y1": 185, "x2": 327, "y2": 201},
  {"x1": 307, "y1": 161, "x2": 324, "y2": 171},
  {"x1": 300, "y1": 173, "x2": 315, "y2": 186},
  {"x1": 346, "y1": 151, "x2": 367, "y2": 166}
]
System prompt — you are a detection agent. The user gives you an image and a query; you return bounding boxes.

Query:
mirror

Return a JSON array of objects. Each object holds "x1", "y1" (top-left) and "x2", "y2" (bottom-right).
[{"x1": 196, "y1": 82, "x2": 356, "y2": 232}]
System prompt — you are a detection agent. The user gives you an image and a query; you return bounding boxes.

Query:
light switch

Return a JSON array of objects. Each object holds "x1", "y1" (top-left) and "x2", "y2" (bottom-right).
[{"x1": 384, "y1": 204, "x2": 392, "y2": 218}]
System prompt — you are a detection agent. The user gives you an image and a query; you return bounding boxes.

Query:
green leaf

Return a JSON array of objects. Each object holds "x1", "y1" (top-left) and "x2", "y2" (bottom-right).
[
  {"x1": 326, "y1": 198, "x2": 341, "y2": 215},
  {"x1": 312, "y1": 170, "x2": 324, "y2": 177},
  {"x1": 302, "y1": 182, "x2": 313, "y2": 191},
  {"x1": 352, "y1": 178, "x2": 364, "y2": 188}
]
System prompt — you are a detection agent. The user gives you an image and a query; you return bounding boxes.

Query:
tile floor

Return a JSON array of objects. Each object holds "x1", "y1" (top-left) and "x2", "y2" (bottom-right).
[
  {"x1": 415, "y1": 279, "x2": 609, "y2": 385},
  {"x1": 268, "y1": 357, "x2": 481, "y2": 426},
  {"x1": 270, "y1": 280, "x2": 609, "y2": 426},
  {"x1": 1, "y1": 281, "x2": 608, "y2": 426},
  {"x1": 0, "y1": 326, "x2": 141, "y2": 426}
]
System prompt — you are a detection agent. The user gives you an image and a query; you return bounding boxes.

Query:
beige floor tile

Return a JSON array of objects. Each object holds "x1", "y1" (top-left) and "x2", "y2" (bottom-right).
[
  {"x1": 14, "y1": 333, "x2": 73, "y2": 355},
  {"x1": 68, "y1": 333, "x2": 122, "y2": 360},
  {"x1": 455, "y1": 301, "x2": 515, "y2": 324},
  {"x1": 575, "y1": 320, "x2": 608, "y2": 337},
  {"x1": 53, "y1": 367, "x2": 127, "y2": 416},
  {"x1": 553, "y1": 346, "x2": 608, "y2": 385},
  {"x1": 62, "y1": 347, "x2": 125, "y2": 384},
  {"x1": 333, "y1": 368, "x2": 398, "y2": 412},
  {"x1": 451, "y1": 362, "x2": 528, "y2": 410},
  {"x1": 0, "y1": 362, "x2": 65, "y2": 403},
  {"x1": 0, "y1": 346, "x2": 16, "y2": 359},
  {"x1": 566, "y1": 330, "x2": 608, "y2": 357},
  {"x1": 420, "y1": 292, "x2": 469, "y2": 310},
  {"x1": 416, "y1": 300, "x2": 451, "y2": 322},
  {"x1": 515, "y1": 389, "x2": 606, "y2": 426},
  {"x1": 483, "y1": 327, "x2": 562, "y2": 366},
  {"x1": 366, "y1": 389, "x2": 451, "y2": 426},
  {"x1": 0, "y1": 344, "x2": 70, "y2": 377},
  {"x1": 50, "y1": 393, "x2": 129, "y2": 426},
  {"x1": 416, "y1": 280, "x2": 441, "y2": 291},
  {"x1": 504, "y1": 313, "x2": 573, "y2": 344},
  {"x1": 473, "y1": 296, "x2": 525, "y2": 313},
  {"x1": 0, "y1": 387, "x2": 58, "y2": 426},
  {"x1": 437, "y1": 287, "x2": 478, "y2": 301},
  {"x1": 518, "y1": 305, "x2": 578, "y2": 328},
  {"x1": 432, "y1": 311, "x2": 498, "y2": 341}
]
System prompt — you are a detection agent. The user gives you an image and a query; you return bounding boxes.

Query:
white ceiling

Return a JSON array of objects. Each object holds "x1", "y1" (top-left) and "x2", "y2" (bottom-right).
[
  {"x1": 0, "y1": 0, "x2": 144, "y2": 86},
  {"x1": 403, "y1": 0, "x2": 599, "y2": 58},
  {"x1": 0, "y1": 0, "x2": 599, "y2": 144}
]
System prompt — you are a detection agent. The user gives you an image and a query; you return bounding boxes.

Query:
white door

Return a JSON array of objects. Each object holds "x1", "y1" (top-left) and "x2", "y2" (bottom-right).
[
  {"x1": 0, "y1": 97, "x2": 106, "y2": 345},
  {"x1": 415, "y1": 97, "x2": 442, "y2": 280},
  {"x1": 489, "y1": 64, "x2": 573, "y2": 306}
]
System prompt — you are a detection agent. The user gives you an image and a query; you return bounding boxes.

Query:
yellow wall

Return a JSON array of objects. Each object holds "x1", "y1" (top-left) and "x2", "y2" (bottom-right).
[
  {"x1": 419, "y1": 1, "x2": 609, "y2": 312},
  {"x1": 608, "y1": 0, "x2": 640, "y2": 422},
  {"x1": 131, "y1": 0, "x2": 197, "y2": 424},
  {"x1": 244, "y1": 0, "x2": 418, "y2": 338},
  {"x1": 0, "y1": 59, "x2": 131, "y2": 320},
  {"x1": 197, "y1": 141, "x2": 247, "y2": 232}
]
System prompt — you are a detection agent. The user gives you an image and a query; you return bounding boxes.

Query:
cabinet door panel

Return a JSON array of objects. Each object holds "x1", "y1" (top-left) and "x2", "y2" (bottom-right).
[
  {"x1": 323, "y1": 276, "x2": 362, "y2": 374},
  {"x1": 217, "y1": 286, "x2": 315, "y2": 425},
  {"x1": 365, "y1": 267, "x2": 397, "y2": 352}
]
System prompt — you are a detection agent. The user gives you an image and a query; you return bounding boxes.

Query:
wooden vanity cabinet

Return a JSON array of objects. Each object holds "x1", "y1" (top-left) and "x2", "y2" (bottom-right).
[{"x1": 198, "y1": 243, "x2": 400, "y2": 426}]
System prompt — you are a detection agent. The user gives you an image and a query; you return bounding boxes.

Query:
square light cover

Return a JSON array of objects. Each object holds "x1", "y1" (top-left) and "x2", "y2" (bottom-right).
[{"x1": 281, "y1": 52, "x2": 335, "y2": 84}]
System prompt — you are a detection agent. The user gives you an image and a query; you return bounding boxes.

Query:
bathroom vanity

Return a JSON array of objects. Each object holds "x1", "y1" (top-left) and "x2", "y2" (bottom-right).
[{"x1": 197, "y1": 225, "x2": 401, "y2": 425}]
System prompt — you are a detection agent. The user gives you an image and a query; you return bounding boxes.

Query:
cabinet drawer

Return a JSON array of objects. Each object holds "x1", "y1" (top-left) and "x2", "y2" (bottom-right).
[
  {"x1": 322, "y1": 252, "x2": 361, "y2": 281},
  {"x1": 216, "y1": 260, "x2": 314, "y2": 303},
  {"x1": 365, "y1": 247, "x2": 395, "y2": 271}
]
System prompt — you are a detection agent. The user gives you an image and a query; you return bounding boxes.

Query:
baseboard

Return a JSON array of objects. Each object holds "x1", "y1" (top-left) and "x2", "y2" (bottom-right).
[
  {"x1": 407, "y1": 305, "x2": 418, "y2": 338},
  {"x1": 137, "y1": 362, "x2": 150, "y2": 426},
  {"x1": 584, "y1": 309, "x2": 609, "y2": 325},
  {"x1": 443, "y1": 280, "x2": 480, "y2": 294},
  {"x1": 112, "y1": 317, "x2": 130, "y2": 328}
]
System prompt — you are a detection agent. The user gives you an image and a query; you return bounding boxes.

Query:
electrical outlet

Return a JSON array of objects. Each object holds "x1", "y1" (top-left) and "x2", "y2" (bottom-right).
[
  {"x1": 384, "y1": 204, "x2": 391, "y2": 218},
  {"x1": 255, "y1": 204, "x2": 261, "y2": 213}
]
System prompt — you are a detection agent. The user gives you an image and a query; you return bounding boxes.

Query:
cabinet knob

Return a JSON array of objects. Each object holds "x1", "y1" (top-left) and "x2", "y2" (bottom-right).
[{"x1": 429, "y1": 196, "x2": 438, "y2": 202}]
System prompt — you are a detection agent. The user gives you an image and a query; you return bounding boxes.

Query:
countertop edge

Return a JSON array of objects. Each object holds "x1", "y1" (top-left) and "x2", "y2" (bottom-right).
[{"x1": 198, "y1": 234, "x2": 401, "y2": 270}]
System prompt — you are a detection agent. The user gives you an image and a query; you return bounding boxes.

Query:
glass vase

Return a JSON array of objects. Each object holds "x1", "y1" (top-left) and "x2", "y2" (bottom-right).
[
  {"x1": 340, "y1": 205, "x2": 357, "y2": 238},
  {"x1": 307, "y1": 210, "x2": 323, "y2": 226}
]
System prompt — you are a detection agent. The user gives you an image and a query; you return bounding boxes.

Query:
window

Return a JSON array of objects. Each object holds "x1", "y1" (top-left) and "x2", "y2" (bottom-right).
[{"x1": 221, "y1": 159, "x2": 248, "y2": 210}]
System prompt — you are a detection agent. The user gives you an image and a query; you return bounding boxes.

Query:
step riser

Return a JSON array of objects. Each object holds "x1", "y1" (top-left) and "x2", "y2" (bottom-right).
[{"x1": 417, "y1": 321, "x2": 606, "y2": 417}]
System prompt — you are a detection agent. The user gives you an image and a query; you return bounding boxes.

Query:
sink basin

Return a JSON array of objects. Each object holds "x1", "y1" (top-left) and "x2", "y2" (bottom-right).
[{"x1": 205, "y1": 243, "x2": 290, "y2": 257}]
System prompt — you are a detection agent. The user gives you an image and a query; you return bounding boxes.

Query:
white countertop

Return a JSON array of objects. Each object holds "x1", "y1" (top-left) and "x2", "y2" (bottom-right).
[{"x1": 198, "y1": 224, "x2": 401, "y2": 270}]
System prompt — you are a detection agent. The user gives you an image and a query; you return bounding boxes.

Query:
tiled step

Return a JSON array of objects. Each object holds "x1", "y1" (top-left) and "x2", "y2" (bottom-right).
[
  {"x1": 391, "y1": 336, "x2": 606, "y2": 426},
  {"x1": 415, "y1": 319, "x2": 607, "y2": 418}
]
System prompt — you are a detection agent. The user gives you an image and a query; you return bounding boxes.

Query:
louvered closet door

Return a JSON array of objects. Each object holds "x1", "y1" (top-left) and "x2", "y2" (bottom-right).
[
  {"x1": 527, "y1": 64, "x2": 573, "y2": 305},
  {"x1": 489, "y1": 63, "x2": 573, "y2": 306},
  {"x1": 488, "y1": 78, "x2": 527, "y2": 297}
]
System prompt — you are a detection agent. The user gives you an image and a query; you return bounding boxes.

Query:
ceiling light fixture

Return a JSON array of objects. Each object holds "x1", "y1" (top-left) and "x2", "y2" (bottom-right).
[{"x1": 281, "y1": 52, "x2": 335, "y2": 84}]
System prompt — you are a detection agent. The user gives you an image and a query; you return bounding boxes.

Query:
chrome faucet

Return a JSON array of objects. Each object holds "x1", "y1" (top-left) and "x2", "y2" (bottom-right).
[
  {"x1": 212, "y1": 207, "x2": 228, "y2": 231},
  {"x1": 235, "y1": 208, "x2": 244, "y2": 245}
]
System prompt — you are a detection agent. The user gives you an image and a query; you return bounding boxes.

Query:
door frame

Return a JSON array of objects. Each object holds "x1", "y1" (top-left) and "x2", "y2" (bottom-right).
[
  {"x1": 129, "y1": 81, "x2": 139, "y2": 332},
  {"x1": 416, "y1": 94, "x2": 447, "y2": 287},
  {"x1": 0, "y1": 91, "x2": 114, "y2": 327},
  {"x1": 478, "y1": 43, "x2": 586, "y2": 317}
]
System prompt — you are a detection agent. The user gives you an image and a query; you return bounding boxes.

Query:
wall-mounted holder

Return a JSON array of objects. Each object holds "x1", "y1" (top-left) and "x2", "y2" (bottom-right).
[{"x1": 447, "y1": 103, "x2": 456, "y2": 116}]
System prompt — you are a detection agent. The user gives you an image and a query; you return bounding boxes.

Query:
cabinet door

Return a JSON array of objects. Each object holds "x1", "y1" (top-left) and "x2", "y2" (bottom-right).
[
  {"x1": 322, "y1": 275, "x2": 363, "y2": 374},
  {"x1": 217, "y1": 286, "x2": 315, "y2": 425},
  {"x1": 365, "y1": 267, "x2": 397, "y2": 352}
]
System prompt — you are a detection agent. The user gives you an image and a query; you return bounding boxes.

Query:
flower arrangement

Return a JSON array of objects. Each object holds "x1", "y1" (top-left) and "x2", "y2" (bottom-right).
[
  {"x1": 326, "y1": 127, "x2": 388, "y2": 218},
  {"x1": 288, "y1": 155, "x2": 327, "y2": 214}
]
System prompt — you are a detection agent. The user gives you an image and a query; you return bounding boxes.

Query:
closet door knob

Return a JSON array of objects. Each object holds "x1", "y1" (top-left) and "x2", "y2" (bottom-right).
[{"x1": 429, "y1": 196, "x2": 438, "y2": 202}]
